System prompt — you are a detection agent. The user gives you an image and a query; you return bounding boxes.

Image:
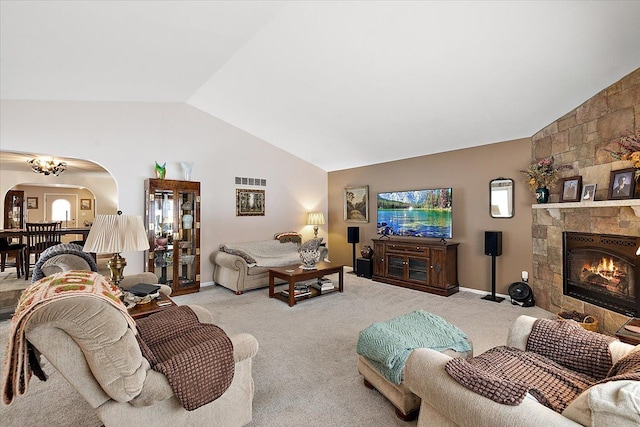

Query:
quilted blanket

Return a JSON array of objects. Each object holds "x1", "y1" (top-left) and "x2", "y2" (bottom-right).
[
  {"x1": 135, "y1": 305, "x2": 235, "y2": 411},
  {"x1": 221, "y1": 240, "x2": 301, "y2": 267},
  {"x1": 357, "y1": 310, "x2": 471, "y2": 384},
  {"x1": 444, "y1": 318, "x2": 620, "y2": 412}
]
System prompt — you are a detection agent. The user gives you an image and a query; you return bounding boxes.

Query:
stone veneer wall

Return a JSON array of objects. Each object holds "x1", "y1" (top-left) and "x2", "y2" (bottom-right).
[{"x1": 531, "y1": 67, "x2": 640, "y2": 335}]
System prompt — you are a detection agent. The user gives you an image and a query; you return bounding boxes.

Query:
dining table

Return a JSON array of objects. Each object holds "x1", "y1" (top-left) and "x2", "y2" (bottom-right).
[{"x1": 0, "y1": 227, "x2": 92, "y2": 243}]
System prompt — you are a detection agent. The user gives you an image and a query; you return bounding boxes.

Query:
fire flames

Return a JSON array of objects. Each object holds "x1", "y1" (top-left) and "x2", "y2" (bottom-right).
[{"x1": 580, "y1": 257, "x2": 627, "y2": 290}]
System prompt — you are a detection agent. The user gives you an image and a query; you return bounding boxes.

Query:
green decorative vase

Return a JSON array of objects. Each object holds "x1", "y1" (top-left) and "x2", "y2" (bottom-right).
[{"x1": 535, "y1": 187, "x2": 549, "y2": 204}]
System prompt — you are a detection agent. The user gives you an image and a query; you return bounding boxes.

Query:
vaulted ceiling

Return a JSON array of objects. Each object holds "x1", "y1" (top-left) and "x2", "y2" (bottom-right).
[{"x1": 2, "y1": 1, "x2": 639, "y2": 171}]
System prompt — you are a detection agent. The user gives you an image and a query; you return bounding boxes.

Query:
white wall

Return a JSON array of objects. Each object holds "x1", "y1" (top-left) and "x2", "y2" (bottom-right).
[{"x1": 0, "y1": 100, "x2": 328, "y2": 283}]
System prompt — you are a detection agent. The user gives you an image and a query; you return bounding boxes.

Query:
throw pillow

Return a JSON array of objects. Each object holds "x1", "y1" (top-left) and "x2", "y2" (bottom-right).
[
  {"x1": 274, "y1": 232, "x2": 302, "y2": 244},
  {"x1": 603, "y1": 347, "x2": 640, "y2": 381}
]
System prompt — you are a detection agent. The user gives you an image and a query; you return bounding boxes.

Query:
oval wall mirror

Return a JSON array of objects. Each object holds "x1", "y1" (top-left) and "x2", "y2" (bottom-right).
[{"x1": 490, "y1": 178, "x2": 514, "y2": 218}]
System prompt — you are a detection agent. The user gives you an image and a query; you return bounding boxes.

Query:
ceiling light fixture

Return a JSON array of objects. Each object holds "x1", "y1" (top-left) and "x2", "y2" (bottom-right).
[{"x1": 28, "y1": 157, "x2": 67, "y2": 176}]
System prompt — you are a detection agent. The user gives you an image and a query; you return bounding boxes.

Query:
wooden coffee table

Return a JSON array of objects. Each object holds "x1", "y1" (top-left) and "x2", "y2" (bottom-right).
[
  {"x1": 128, "y1": 293, "x2": 177, "y2": 319},
  {"x1": 269, "y1": 262, "x2": 344, "y2": 307},
  {"x1": 615, "y1": 318, "x2": 640, "y2": 345}
]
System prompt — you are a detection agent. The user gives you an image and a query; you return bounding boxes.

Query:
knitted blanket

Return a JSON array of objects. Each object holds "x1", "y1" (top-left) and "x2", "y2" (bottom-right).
[
  {"x1": 135, "y1": 305, "x2": 235, "y2": 411},
  {"x1": 445, "y1": 318, "x2": 616, "y2": 412},
  {"x1": 1, "y1": 270, "x2": 134, "y2": 405},
  {"x1": 357, "y1": 310, "x2": 471, "y2": 384},
  {"x1": 221, "y1": 240, "x2": 301, "y2": 267}
]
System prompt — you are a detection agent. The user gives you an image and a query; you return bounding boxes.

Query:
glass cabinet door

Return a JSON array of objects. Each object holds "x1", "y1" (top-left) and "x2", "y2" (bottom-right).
[
  {"x1": 145, "y1": 179, "x2": 200, "y2": 295},
  {"x1": 3, "y1": 190, "x2": 24, "y2": 229},
  {"x1": 387, "y1": 255, "x2": 405, "y2": 278},
  {"x1": 149, "y1": 188, "x2": 174, "y2": 287},
  {"x1": 407, "y1": 258, "x2": 428, "y2": 283},
  {"x1": 175, "y1": 188, "x2": 198, "y2": 291}
]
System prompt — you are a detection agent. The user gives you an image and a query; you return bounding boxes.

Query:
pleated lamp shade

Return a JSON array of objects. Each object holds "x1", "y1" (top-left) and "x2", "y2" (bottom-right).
[
  {"x1": 84, "y1": 215, "x2": 149, "y2": 254},
  {"x1": 307, "y1": 212, "x2": 325, "y2": 226},
  {"x1": 83, "y1": 214, "x2": 149, "y2": 286}
]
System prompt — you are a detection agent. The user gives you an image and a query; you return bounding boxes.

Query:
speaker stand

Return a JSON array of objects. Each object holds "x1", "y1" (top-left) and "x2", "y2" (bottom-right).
[
  {"x1": 482, "y1": 254, "x2": 504, "y2": 303},
  {"x1": 350, "y1": 243, "x2": 357, "y2": 274}
]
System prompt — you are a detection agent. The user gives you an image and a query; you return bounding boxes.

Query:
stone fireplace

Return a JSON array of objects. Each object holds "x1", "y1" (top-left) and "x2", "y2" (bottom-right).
[
  {"x1": 563, "y1": 232, "x2": 639, "y2": 317},
  {"x1": 530, "y1": 67, "x2": 639, "y2": 335}
]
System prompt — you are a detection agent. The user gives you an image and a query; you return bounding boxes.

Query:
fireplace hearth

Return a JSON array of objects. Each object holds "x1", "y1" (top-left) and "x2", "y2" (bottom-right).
[{"x1": 563, "y1": 232, "x2": 639, "y2": 317}]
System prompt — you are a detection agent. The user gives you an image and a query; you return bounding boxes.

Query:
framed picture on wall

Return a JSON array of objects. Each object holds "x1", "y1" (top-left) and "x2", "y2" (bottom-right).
[
  {"x1": 26, "y1": 197, "x2": 38, "y2": 209},
  {"x1": 80, "y1": 199, "x2": 92, "y2": 210},
  {"x1": 607, "y1": 168, "x2": 636, "y2": 200},
  {"x1": 344, "y1": 185, "x2": 369, "y2": 222},
  {"x1": 560, "y1": 176, "x2": 582, "y2": 202},
  {"x1": 236, "y1": 189, "x2": 265, "y2": 216}
]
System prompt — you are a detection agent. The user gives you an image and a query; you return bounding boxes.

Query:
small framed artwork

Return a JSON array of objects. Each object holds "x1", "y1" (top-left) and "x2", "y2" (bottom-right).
[
  {"x1": 580, "y1": 184, "x2": 597, "y2": 202},
  {"x1": 560, "y1": 176, "x2": 582, "y2": 202},
  {"x1": 26, "y1": 197, "x2": 38, "y2": 209},
  {"x1": 607, "y1": 168, "x2": 636, "y2": 200},
  {"x1": 80, "y1": 199, "x2": 92, "y2": 210},
  {"x1": 344, "y1": 185, "x2": 369, "y2": 222},
  {"x1": 236, "y1": 189, "x2": 265, "y2": 216}
]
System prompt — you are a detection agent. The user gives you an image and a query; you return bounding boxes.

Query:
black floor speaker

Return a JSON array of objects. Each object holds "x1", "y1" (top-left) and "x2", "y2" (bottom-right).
[
  {"x1": 484, "y1": 231, "x2": 502, "y2": 256},
  {"x1": 347, "y1": 227, "x2": 360, "y2": 244}
]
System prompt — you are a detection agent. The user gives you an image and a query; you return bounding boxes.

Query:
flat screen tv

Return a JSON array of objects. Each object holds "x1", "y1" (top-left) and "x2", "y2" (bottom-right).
[{"x1": 377, "y1": 188, "x2": 452, "y2": 239}]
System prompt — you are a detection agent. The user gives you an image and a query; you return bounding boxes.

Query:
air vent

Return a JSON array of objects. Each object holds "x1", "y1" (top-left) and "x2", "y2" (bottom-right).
[{"x1": 235, "y1": 177, "x2": 266, "y2": 186}]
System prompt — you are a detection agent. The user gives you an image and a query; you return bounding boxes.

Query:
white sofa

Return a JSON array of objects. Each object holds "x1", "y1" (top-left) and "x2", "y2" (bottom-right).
[
  {"x1": 404, "y1": 315, "x2": 640, "y2": 427},
  {"x1": 210, "y1": 235, "x2": 328, "y2": 294}
]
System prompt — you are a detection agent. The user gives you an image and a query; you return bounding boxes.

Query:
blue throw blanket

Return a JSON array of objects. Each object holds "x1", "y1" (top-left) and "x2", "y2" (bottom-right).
[{"x1": 357, "y1": 310, "x2": 471, "y2": 384}]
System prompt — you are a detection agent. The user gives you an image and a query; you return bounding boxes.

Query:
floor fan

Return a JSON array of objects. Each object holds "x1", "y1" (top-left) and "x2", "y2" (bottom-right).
[{"x1": 508, "y1": 282, "x2": 535, "y2": 307}]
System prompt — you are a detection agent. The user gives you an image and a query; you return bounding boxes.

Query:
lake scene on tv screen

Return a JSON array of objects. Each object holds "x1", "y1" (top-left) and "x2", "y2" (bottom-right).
[{"x1": 377, "y1": 188, "x2": 452, "y2": 238}]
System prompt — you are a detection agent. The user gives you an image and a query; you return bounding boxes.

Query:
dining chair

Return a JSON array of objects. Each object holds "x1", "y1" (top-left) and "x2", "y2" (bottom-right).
[
  {"x1": 0, "y1": 237, "x2": 26, "y2": 278},
  {"x1": 24, "y1": 222, "x2": 62, "y2": 280}
]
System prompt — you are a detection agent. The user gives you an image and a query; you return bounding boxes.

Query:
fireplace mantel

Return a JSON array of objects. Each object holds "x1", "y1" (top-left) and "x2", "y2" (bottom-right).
[{"x1": 533, "y1": 200, "x2": 640, "y2": 219}]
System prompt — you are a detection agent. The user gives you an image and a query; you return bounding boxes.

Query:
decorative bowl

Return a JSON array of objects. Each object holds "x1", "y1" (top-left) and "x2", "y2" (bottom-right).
[{"x1": 299, "y1": 249, "x2": 320, "y2": 270}]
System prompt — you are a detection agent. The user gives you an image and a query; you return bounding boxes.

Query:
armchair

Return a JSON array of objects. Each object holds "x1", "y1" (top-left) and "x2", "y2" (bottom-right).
[
  {"x1": 19, "y1": 286, "x2": 258, "y2": 426},
  {"x1": 404, "y1": 315, "x2": 639, "y2": 427}
]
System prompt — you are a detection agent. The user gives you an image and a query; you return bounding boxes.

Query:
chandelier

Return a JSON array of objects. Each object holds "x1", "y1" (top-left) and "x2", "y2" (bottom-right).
[{"x1": 28, "y1": 158, "x2": 67, "y2": 176}]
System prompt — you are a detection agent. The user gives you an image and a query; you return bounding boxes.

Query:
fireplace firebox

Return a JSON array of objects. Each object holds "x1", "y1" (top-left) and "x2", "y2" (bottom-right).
[{"x1": 563, "y1": 232, "x2": 639, "y2": 317}]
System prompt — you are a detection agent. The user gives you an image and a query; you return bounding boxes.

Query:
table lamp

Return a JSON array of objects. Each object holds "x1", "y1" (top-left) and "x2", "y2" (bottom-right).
[
  {"x1": 307, "y1": 212, "x2": 325, "y2": 238},
  {"x1": 83, "y1": 213, "x2": 149, "y2": 287}
]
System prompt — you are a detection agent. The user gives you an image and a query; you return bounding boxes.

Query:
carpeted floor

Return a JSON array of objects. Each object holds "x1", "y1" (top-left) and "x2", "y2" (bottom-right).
[{"x1": 0, "y1": 271, "x2": 555, "y2": 426}]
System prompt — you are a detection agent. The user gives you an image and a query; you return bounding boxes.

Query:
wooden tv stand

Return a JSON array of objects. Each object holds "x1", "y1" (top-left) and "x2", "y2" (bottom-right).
[{"x1": 371, "y1": 238, "x2": 459, "y2": 296}]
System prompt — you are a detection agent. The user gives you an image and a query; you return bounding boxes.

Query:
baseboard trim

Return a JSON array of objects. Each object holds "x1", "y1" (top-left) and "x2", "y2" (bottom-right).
[{"x1": 459, "y1": 286, "x2": 509, "y2": 301}]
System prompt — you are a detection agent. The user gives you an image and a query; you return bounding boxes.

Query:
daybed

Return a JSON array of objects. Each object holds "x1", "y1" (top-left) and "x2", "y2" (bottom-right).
[
  {"x1": 404, "y1": 315, "x2": 640, "y2": 427},
  {"x1": 210, "y1": 234, "x2": 328, "y2": 294}
]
